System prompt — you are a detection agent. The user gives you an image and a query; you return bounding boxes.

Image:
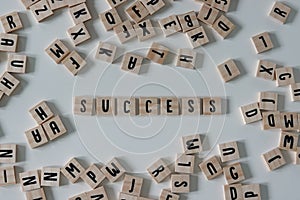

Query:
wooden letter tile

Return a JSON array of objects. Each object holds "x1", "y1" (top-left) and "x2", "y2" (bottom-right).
[
  {"x1": 171, "y1": 174, "x2": 190, "y2": 193},
  {"x1": 290, "y1": 83, "x2": 300, "y2": 101},
  {"x1": 186, "y1": 26, "x2": 209, "y2": 48},
  {"x1": 160, "y1": 97, "x2": 180, "y2": 115},
  {"x1": 122, "y1": 174, "x2": 143, "y2": 196},
  {"x1": 175, "y1": 154, "x2": 195, "y2": 174},
  {"x1": 140, "y1": 0, "x2": 165, "y2": 15},
  {"x1": 0, "y1": 166, "x2": 16, "y2": 186},
  {"x1": 101, "y1": 158, "x2": 126, "y2": 182},
  {"x1": 159, "y1": 189, "x2": 179, "y2": 200},
  {"x1": 42, "y1": 115, "x2": 67, "y2": 141},
  {"x1": 99, "y1": 8, "x2": 122, "y2": 31},
  {"x1": 177, "y1": 11, "x2": 199, "y2": 33},
  {"x1": 0, "y1": 33, "x2": 18, "y2": 52},
  {"x1": 279, "y1": 131, "x2": 298, "y2": 151},
  {"x1": 262, "y1": 111, "x2": 280, "y2": 130},
  {"x1": 199, "y1": 156, "x2": 223, "y2": 180},
  {"x1": 0, "y1": 11, "x2": 23, "y2": 33},
  {"x1": 147, "y1": 159, "x2": 171, "y2": 183},
  {"x1": 218, "y1": 141, "x2": 240, "y2": 162},
  {"x1": 0, "y1": 72, "x2": 20, "y2": 96},
  {"x1": 182, "y1": 134, "x2": 202, "y2": 154},
  {"x1": 146, "y1": 42, "x2": 169, "y2": 65},
  {"x1": 242, "y1": 184, "x2": 261, "y2": 200},
  {"x1": 134, "y1": 19, "x2": 156, "y2": 41},
  {"x1": 269, "y1": 2, "x2": 291, "y2": 24},
  {"x1": 251, "y1": 32, "x2": 274, "y2": 54},
  {"x1": 25, "y1": 188, "x2": 46, "y2": 200},
  {"x1": 121, "y1": 53, "x2": 144, "y2": 74},
  {"x1": 217, "y1": 59, "x2": 240, "y2": 82},
  {"x1": 211, "y1": 0, "x2": 231, "y2": 12},
  {"x1": 61, "y1": 50, "x2": 87, "y2": 76},
  {"x1": 81, "y1": 164, "x2": 106, "y2": 189},
  {"x1": 259, "y1": 92, "x2": 278, "y2": 111},
  {"x1": 212, "y1": 15, "x2": 235, "y2": 39},
  {"x1": 256, "y1": 60, "x2": 276, "y2": 80},
  {"x1": 25, "y1": 125, "x2": 49, "y2": 148},
  {"x1": 116, "y1": 97, "x2": 138, "y2": 116},
  {"x1": 19, "y1": 170, "x2": 41, "y2": 192},
  {"x1": 223, "y1": 184, "x2": 243, "y2": 200},
  {"x1": 86, "y1": 186, "x2": 109, "y2": 200},
  {"x1": 197, "y1": 4, "x2": 219, "y2": 25},
  {"x1": 106, "y1": 0, "x2": 128, "y2": 8},
  {"x1": 275, "y1": 67, "x2": 295, "y2": 87},
  {"x1": 73, "y1": 96, "x2": 94, "y2": 115},
  {"x1": 280, "y1": 112, "x2": 298, "y2": 131},
  {"x1": 119, "y1": 193, "x2": 138, "y2": 200},
  {"x1": 67, "y1": 23, "x2": 91, "y2": 46},
  {"x1": 7, "y1": 54, "x2": 27, "y2": 74},
  {"x1": 114, "y1": 20, "x2": 137, "y2": 43},
  {"x1": 126, "y1": 1, "x2": 149, "y2": 23},
  {"x1": 95, "y1": 42, "x2": 117, "y2": 63},
  {"x1": 45, "y1": 39, "x2": 71, "y2": 64},
  {"x1": 96, "y1": 97, "x2": 116, "y2": 116},
  {"x1": 47, "y1": 0, "x2": 68, "y2": 10},
  {"x1": 158, "y1": 15, "x2": 182, "y2": 37},
  {"x1": 61, "y1": 157, "x2": 85, "y2": 183},
  {"x1": 176, "y1": 49, "x2": 196, "y2": 69},
  {"x1": 69, "y1": 3, "x2": 92, "y2": 25},
  {"x1": 223, "y1": 162, "x2": 245, "y2": 184},
  {"x1": 262, "y1": 147, "x2": 286, "y2": 171},
  {"x1": 139, "y1": 97, "x2": 159, "y2": 116},
  {"x1": 30, "y1": 0, "x2": 54, "y2": 22},
  {"x1": 240, "y1": 103, "x2": 262, "y2": 124},
  {"x1": 29, "y1": 101, "x2": 54, "y2": 124},
  {"x1": 0, "y1": 144, "x2": 17, "y2": 164},
  {"x1": 41, "y1": 167, "x2": 61, "y2": 187},
  {"x1": 202, "y1": 97, "x2": 222, "y2": 115},
  {"x1": 69, "y1": 192, "x2": 88, "y2": 200},
  {"x1": 181, "y1": 97, "x2": 201, "y2": 115}
]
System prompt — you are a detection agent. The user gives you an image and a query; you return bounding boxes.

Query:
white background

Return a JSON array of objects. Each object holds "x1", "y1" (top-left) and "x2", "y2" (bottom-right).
[{"x1": 0, "y1": 0, "x2": 300, "y2": 199}]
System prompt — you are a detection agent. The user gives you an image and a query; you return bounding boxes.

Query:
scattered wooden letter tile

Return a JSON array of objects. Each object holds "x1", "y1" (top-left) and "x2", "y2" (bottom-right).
[
  {"x1": 25, "y1": 188, "x2": 47, "y2": 200},
  {"x1": 7, "y1": 54, "x2": 27, "y2": 74},
  {"x1": 223, "y1": 184, "x2": 243, "y2": 200},
  {"x1": 0, "y1": 11, "x2": 23, "y2": 33},
  {"x1": 175, "y1": 154, "x2": 195, "y2": 174},
  {"x1": 182, "y1": 134, "x2": 202, "y2": 154},
  {"x1": 140, "y1": 0, "x2": 165, "y2": 15},
  {"x1": 0, "y1": 72, "x2": 20, "y2": 96},
  {"x1": 146, "y1": 43, "x2": 169, "y2": 64},
  {"x1": 29, "y1": 101, "x2": 54, "y2": 125},
  {"x1": 69, "y1": 192, "x2": 88, "y2": 200},
  {"x1": 126, "y1": 1, "x2": 149, "y2": 23},
  {"x1": 19, "y1": 170, "x2": 41, "y2": 192},
  {"x1": 171, "y1": 174, "x2": 190, "y2": 193},
  {"x1": 61, "y1": 157, "x2": 85, "y2": 183},
  {"x1": 219, "y1": 141, "x2": 240, "y2": 162},
  {"x1": 42, "y1": 115, "x2": 67, "y2": 140},
  {"x1": 217, "y1": 59, "x2": 240, "y2": 82},
  {"x1": 114, "y1": 20, "x2": 137, "y2": 43},
  {"x1": 296, "y1": 147, "x2": 300, "y2": 165},
  {"x1": 160, "y1": 97, "x2": 180, "y2": 115},
  {"x1": 290, "y1": 83, "x2": 300, "y2": 101},
  {"x1": 158, "y1": 15, "x2": 182, "y2": 37},
  {"x1": 30, "y1": 0, "x2": 54, "y2": 22},
  {"x1": 86, "y1": 186, "x2": 109, "y2": 200},
  {"x1": 134, "y1": 19, "x2": 156, "y2": 41},
  {"x1": 212, "y1": 15, "x2": 235, "y2": 39},
  {"x1": 61, "y1": 50, "x2": 87, "y2": 76},
  {"x1": 25, "y1": 125, "x2": 49, "y2": 148},
  {"x1": 147, "y1": 159, "x2": 171, "y2": 183},
  {"x1": 21, "y1": 0, "x2": 41, "y2": 9},
  {"x1": 0, "y1": 33, "x2": 18, "y2": 52},
  {"x1": 69, "y1": 3, "x2": 92, "y2": 24},
  {"x1": 181, "y1": 97, "x2": 201, "y2": 115},
  {"x1": 269, "y1": 2, "x2": 291, "y2": 24},
  {"x1": 240, "y1": 103, "x2": 262, "y2": 124},
  {"x1": 139, "y1": 97, "x2": 159, "y2": 116},
  {"x1": 186, "y1": 26, "x2": 209, "y2": 48},
  {"x1": 47, "y1": 0, "x2": 68, "y2": 10},
  {"x1": 223, "y1": 162, "x2": 245, "y2": 184},
  {"x1": 251, "y1": 32, "x2": 274, "y2": 54},
  {"x1": 101, "y1": 158, "x2": 126, "y2": 182},
  {"x1": 211, "y1": 0, "x2": 231, "y2": 12},
  {"x1": 73, "y1": 96, "x2": 94, "y2": 115},
  {"x1": 256, "y1": 60, "x2": 276, "y2": 80},
  {"x1": 177, "y1": 11, "x2": 199, "y2": 33},
  {"x1": 68, "y1": 0, "x2": 86, "y2": 7},
  {"x1": 96, "y1": 97, "x2": 115, "y2": 116},
  {"x1": 41, "y1": 167, "x2": 61, "y2": 187},
  {"x1": 81, "y1": 164, "x2": 106, "y2": 189},
  {"x1": 116, "y1": 97, "x2": 138, "y2": 116},
  {"x1": 259, "y1": 92, "x2": 278, "y2": 111},
  {"x1": 99, "y1": 8, "x2": 122, "y2": 31},
  {"x1": 262, "y1": 147, "x2": 286, "y2": 171},
  {"x1": 67, "y1": 23, "x2": 91, "y2": 46},
  {"x1": 202, "y1": 97, "x2": 222, "y2": 115},
  {"x1": 159, "y1": 189, "x2": 179, "y2": 200},
  {"x1": 106, "y1": 0, "x2": 128, "y2": 8},
  {"x1": 279, "y1": 131, "x2": 298, "y2": 151},
  {"x1": 242, "y1": 184, "x2": 261, "y2": 200},
  {"x1": 262, "y1": 111, "x2": 280, "y2": 130},
  {"x1": 0, "y1": 144, "x2": 17, "y2": 163},
  {"x1": 197, "y1": 4, "x2": 219, "y2": 25},
  {"x1": 280, "y1": 112, "x2": 298, "y2": 131},
  {"x1": 122, "y1": 174, "x2": 143, "y2": 196},
  {"x1": 275, "y1": 67, "x2": 295, "y2": 87},
  {"x1": 199, "y1": 156, "x2": 223, "y2": 180},
  {"x1": 95, "y1": 42, "x2": 117, "y2": 63},
  {"x1": 121, "y1": 53, "x2": 144, "y2": 74},
  {"x1": 0, "y1": 166, "x2": 16, "y2": 186},
  {"x1": 45, "y1": 39, "x2": 70, "y2": 64},
  {"x1": 119, "y1": 192, "x2": 138, "y2": 200},
  {"x1": 176, "y1": 49, "x2": 196, "y2": 69}
]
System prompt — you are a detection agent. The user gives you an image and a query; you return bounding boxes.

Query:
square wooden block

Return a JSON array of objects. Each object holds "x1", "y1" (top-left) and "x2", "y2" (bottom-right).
[
  {"x1": 68, "y1": 0, "x2": 86, "y2": 7},
  {"x1": 101, "y1": 158, "x2": 126, "y2": 182},
  {"x1": 218, "y1": 141, "x2": 240, "y2": 162},
  {"x1": 202, "y1": 97, "x2": 222, "y2": 115},
  {"x1": 106, "y1": 0, "x2": 128, "y2": 8},
  {"x1": 242, "y1": 184, "x2": 261, "y2": 200},
  {"x1": 223, "y1": 162, "x2": 245, "y2": 184},
  {"x1": 199, "y1": 156, "x2": 223, "y2": 180},
  {"x1": 99, "y1": 8, "x2": 122, "y2": 31},
  {"x1": 182, "y1": 134, "x2": 202, "y2": 154},
  {"x1": 240, "y1": 103, "x2": 262, "y2": 124},
  {"x1": 42, "y1": 115, "x2": 67, "y2": 141},
  {"x1": 186, "y1": 26, "x2": 209, "y2": 48},
  {"x1": 269, "y1": 2, "x2": 291, "y2": 24},
  {"x1": 134, "y1": 19, "x2": 156, "y2": 41},
  {"x1": 119, "y1": 193, "x2": 138, "y2": 200},
  {"x1": 69, "y1": 3, "x2": 92, "y2": 25},
  {"x1": 25, "y1": 188, "x2": 46, "y2": 200},
  {"x1": 262, "y1": 147, "x2": 286, "y2": 171},
  {"x1": 61, "y1": 157, "x2": 85, "y2": 183},
  {"x1": 96, "y1": 97, "x2": 115, "y2": 116},
  {"x1": 61, "y1": 50, "x2": 87, "y2": 76},
  {"x1": 0, "y1": 33, "x2": 18, "y2": 52},
  {"x1": 171, "y1": 174, "x2": 190, "y2": 194},
  {"x1": 7, "y1": 54, "x2": 27, "y2": 74},
  {"x1": 25, "y1": 125, "x2": 49, "y2": 148},
  {"x1": 160, "y1": 97, "x2": 180, "y2": 115},
  {"x1": 223, "y1": 184, "x2": 242, "y2": 200},
  {"x1": 122, "y1": 174, "x2": 143, "y2": 196},
  {"x1": 251, "y1": 32, "x2": 274, "y2": 54},
  {"x1": 146, "y1": 42, "x2": 169, "y2": 65},
  {"x1": 73, "y1": 96, "x2": 94, "y2": 115},
  {"x1": 69, "y1": 192, "x2": 88, "y2": 200},
  {"x1": 175, "y1": 154, "x2": 195, "y2": 174},
  {"x1": 116, "y1": 97, "x2": 138, "y2": 116},
  {"x1": 21, "y1": 0, "x2": 41, "y2": 9},
  {"x1": 126, "y1": 1, "x2": 149, "y2": 23},
  {"x1": 275, "y1": 67, "x2": 295, "y2": 87},
  {"x1": 181, "y1": 97, "x2": 201, "y2": 115},
  {"x1": 212, "y1": 15, "x2": 235, "y2": 39},
  {"x1": 30, "y1": 0, "x2": 54, "y2": 22},
  {"x1": 176, "y1": 49, "x2": 196, "y2": 69},
  {"x1": 0, "y1": 144, "x2": 17, "y2": 164},
  {"x1": 114, "y1": 20, "x2": 137, "y2": 43},
  {"x1": 159, "y1": 189, "x2": 179, "y2": 200},
  {"x1": 29, "y1": 101, "x2": 54, "y2": 125},
  {"x1": 259, "y1": 92, "x2": 278, "y2": 111},
  {"x1": 139, "y1": 97, "x2": 159, "y2": 116},
  {"x1": 177, "y1": 11, "x2": 199, "y2": 33},
  {"x1": 0, "y1": 166, "x2": 16, "y2": 186},
  {"x1": 19, "y1": 170, "x2": 41, "y2": 192},
  {"x1": 211, "y1": 0, "x2": 231, "y2": 12},
  {"x1": 279, "y1": 131, "x2": 298, "y2": 151},
  {"x1": 217, "y1": 59, "x2": 240, "y2": 82},
  {"x1": 45, "y1": 39, "x2": 70, "y2": 64},
  {"x1": 256, "y1": 60, "x2": 276, "y2": 80},
  {"x1": 0, "y1": 72, "x2": 20, "y2": 96},
  {"x1": 95, "y1": 42, "x2": 117, "y2": 63},
  {"x1": 262, "y1": 111, "x2": 280, "y2": 130},
  {"x1": 147, "y1": 159, "x2": 171, "y2": 183},
  {"x1": 41, "y1": 167, "x2": 61, "y2": 187},
  {"x1": 140, "y1": 0, "x2": 165, "y2": 15},
  {"x1": 86, "y1": 186, "x2": 109, "y2": 200},
  {"x1": 158, "y1": 15, "x2": 182, "y2": 37},
  {"x1": 81, "y1": 164, "x2": 106, "y2": 189},
  {"x1": 280, "y1": 112, "x2": 298, "y2": 131},
  {"x1": 290, "y1": 83, "x2": 300, "y2": 101},
  {"x1": 197, "y1": 4, "x2": 219, "y2": 25},
  {"x1": 47, "y1": 0, "x2": 68, "y2": 10},
  {"x1": 121, "y1": 53, "x2": 144, "y2": 74},
  {"x1": 67, "y1": 23, "x2": 91, "y2": 46},
  {"x1": 0, "y1": 11, "x2": 23, "y2": 33}
]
